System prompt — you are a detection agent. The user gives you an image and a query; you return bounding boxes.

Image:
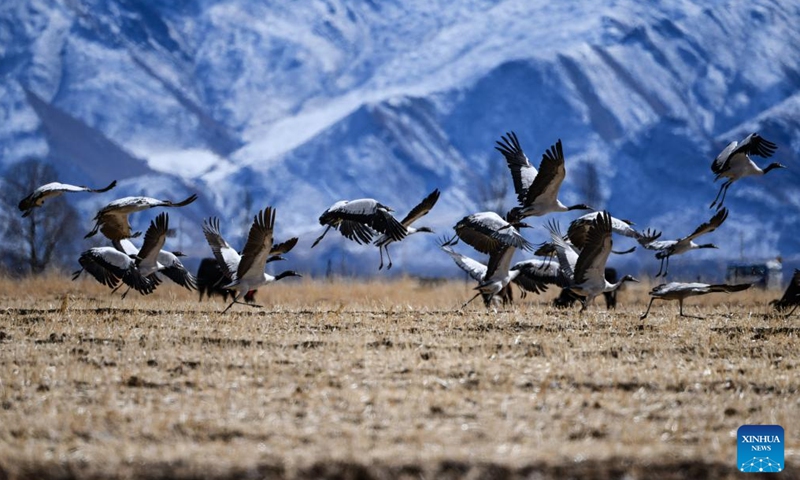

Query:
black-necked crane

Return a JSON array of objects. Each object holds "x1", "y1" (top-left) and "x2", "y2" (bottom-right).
[
  {"x1": 85, "y1": 193, "x2": 198, "y2": 241},
  {"x1": 453, "y1": 211, "x2": 533, "y2": 254},
  {"x1": 770, "y1": 269, "x2": 800, "y2": 316},
  {"x1": 641, "y1": 208, "x2": 728, "y2": 278},
  {"x1": 203, "y1": 207, "x2": 301, "y2": 312},
  {"x1": 311, "y1": 198, "x2": 407, "y2": 248},
  {"x1": 496, "y1": 133, "x2": 592, "y2": 220},
  {"x1": 196, "y1": 238, "x2": 295, "y2": 304},
  {"x1": 640, "y1": 282, "x2": 752, "y2": 319},
  {"x1": 549, "y1": 211, "x2": 638, "y2": 312},
  {"x1": 113, "y1": 213, "x2": 197, "y2": 293},
  {"x1": 710, "y1": 133, "x2": 781, "y2": 210},
  {"x1": 19, "y1": 180, "x2": 117, "y2": 217},
  {"x1": 374, "y1": 188, "x2": 440, "y2": 270},
  {"x1": 440, "y1": 236, "x2": 558, "y2": 308},
  {"x1": 72, "y1": 247, "x2": 155, "y2": 296}
]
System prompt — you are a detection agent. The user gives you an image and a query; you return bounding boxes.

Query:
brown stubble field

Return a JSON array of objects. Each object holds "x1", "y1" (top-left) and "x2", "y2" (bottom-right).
[{"x1": 0, "y1": 274, "x2": 798, "y2": 479}]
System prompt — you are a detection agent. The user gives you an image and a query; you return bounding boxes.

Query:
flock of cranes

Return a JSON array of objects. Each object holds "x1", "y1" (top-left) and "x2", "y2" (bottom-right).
[{"x1": 16, "y1": 131, "x2": 797, "y2": 316}]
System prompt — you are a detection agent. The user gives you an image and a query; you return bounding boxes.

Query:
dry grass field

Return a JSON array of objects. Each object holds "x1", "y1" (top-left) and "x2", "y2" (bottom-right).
[{"x1": 0, "y1": 274, "x2": 797, "y2": 479}]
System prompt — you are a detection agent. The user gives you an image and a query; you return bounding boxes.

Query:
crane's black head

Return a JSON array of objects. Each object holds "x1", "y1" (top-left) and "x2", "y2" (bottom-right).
[
  {"x1": 567, "y1": 203, "x2": 593, "y2": 211},
  {"x1": 171, "y1": 251, "x2": 186, "y2": 257},
  {"x1": 18, "y1": 195, "x2": 35, "y2": 213},
  {"x1": 699, "y1": 243, "x2": 718, "y2": 249},
  {"x1": 276, "y1": 270, "x2": 302, "y2": 281},
  {"x1": 763, "y1": 162, "x2": 786, "y2": 174},
  {"x1": 621, "y1": 274, "x2": 639, "y2": 283},
  {"x1": 416, "y1": 226, "x2": 434, "y2": 234}
]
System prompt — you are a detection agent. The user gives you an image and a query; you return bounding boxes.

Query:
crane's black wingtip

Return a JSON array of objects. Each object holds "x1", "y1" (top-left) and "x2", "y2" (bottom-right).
[{"x1": 95, "y1": 180, "x2": 117, "y2": 192}]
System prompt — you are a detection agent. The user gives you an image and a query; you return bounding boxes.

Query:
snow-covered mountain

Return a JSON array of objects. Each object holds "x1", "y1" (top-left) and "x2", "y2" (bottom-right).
[{"x1": 2, "y1": 0, "x2": 799, "y2": 278}]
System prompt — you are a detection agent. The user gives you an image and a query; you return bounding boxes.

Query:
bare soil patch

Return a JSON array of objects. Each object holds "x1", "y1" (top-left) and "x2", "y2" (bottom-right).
[{"x1": 0, "y1": 276, "x2": 796, "y2": 479}]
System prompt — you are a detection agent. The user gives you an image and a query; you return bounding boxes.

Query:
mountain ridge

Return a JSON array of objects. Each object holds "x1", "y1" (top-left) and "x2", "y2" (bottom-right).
[{"x1": 1, "y1": 0, "x2": 798, "y2": 277}]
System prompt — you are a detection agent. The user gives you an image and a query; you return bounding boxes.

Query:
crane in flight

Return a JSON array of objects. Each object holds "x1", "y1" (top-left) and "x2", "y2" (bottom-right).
[
  {"x1": 203, "y1": 207, "x2": 301, "y2": 312},
  {"x1": 85, "y1": 193, "x2": 197, "y2": 241},
  {"x1": 19, "y1": 180, "x2": 117, "y2": 217}
]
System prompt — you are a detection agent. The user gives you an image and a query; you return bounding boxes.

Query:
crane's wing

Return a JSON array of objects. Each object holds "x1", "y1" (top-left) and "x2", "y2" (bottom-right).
[
  {"x1": 439, "y1": 237, "x2": 487, "y2": 282},
  {"x1": 113, "y1": 238, "x2": 139, "y2": 255},
  {"x1": 523, "y1": 139, "x2": 566, "y2": 208},
  {"x1": 547, "y1": 220, "x2": 579, "y2": 286},
  {"x1": 495, "y1": 131, "x2": 537, "y2": 205},
  {"x1": 270, "y1": 237, "x2": 298, "y2": 256},
  {"x1": 400, "y1": 189, "x2": 440, "y2": 227},
  {"x1": 98, "y1": 212, "x2": 136, "y2": 241},
  {"x1": 339, "y1": 220, "x2": 377, "y2": 244},
  {"x1": 157, "y1": 252, "x2": 197, "y2": 291},
  {"x1": 324, "y1": 199, "x2": 404, "y2": 243},
  {"x1": 683, "y1": 207, "x2": 728, "y2": 242},
  {"x1": 711, "y1": 140, "x2": 738, "y2": 175},
  {"x1": 454, "y1": 213, "x2": 532, "y2": 254},
  {"x1": 85, "y1": 180, "x2": 118, "y2": 193},
  {"x1": 137, "y1": 212, "x2": 169, "y2": 267},
  {"x1": 639, "y1": 229, "x2": 669, "y2": 250},
  {"x1": 511, "y1": 258, "x2": 561, "y2": 294},
  {"x1": 484, "y1": 246, "x2": 515, "y2": 281},
  {"x1": 202, "y1": 217, "x2": 240, "y2": 280},
  {"x1": 732, "y1": 133, "x2": 777, "y2": 158},
  {"x1": 237, "y1": 207, "x2": 275, "y2": 282},
  {"x1": 572, "y1": 211, "x2": 613, "y2": 286},
  {"x1": 371, "y1": 208, "x2": 407, "y2": 242},
  {"x1": 77, "y1": 250, "x2": 122, "y2": 289},
  {"x1": 164, "y1": 193, "x2": 198, "y2": 208},
  {"x1": 707, "y1": 283, "x2": 752, "y2": 294},
  {"x1": 78, "y1": 248, "x2": 154, "y2": 295},
  {"x1": 567, "y1": 214, "x2": 593, "y2": 251}
]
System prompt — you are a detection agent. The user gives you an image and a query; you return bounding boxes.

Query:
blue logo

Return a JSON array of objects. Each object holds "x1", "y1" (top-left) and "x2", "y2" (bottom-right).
[{"x1": 737, "y1": 425, "x2": 784, "y2": 473}]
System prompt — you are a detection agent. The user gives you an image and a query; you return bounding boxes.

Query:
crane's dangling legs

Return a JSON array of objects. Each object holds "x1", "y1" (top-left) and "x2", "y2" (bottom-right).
[
  {"x1": 655, "y1": 256, "x2": 666, "y2": 277},
  {"x1": 384, "y1": 245, "x2": 394, "y2": 270},
  {"x1": 710, "y1": 180, "x2": 732, "y2": 210},
  {"x1": 311, "y1": 225, "x2": 332, "y2": 248}
]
